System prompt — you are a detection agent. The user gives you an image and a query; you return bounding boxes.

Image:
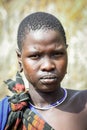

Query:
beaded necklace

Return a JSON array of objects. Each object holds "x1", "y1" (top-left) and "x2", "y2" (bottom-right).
[{"x1": 29, "y1": 88, "x2": 67, "y2": 110}]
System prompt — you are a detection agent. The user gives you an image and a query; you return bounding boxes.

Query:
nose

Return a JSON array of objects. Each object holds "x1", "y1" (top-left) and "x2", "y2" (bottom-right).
[{"x1": 41, "y1": 56, "x2": 55, "y2": 72}]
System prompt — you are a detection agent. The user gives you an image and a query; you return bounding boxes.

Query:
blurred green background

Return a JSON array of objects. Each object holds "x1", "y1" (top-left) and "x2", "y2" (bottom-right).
[{"x1": 0, "y1": 0, "x2": 87, "y2": 98}]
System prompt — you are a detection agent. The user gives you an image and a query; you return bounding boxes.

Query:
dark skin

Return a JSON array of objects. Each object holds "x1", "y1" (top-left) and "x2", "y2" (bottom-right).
[{"x1": 17, "y1": 30, "x2": 87, "y2": 130}]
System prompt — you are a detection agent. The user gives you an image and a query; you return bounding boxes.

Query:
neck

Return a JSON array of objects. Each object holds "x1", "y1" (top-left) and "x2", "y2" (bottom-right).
[{"x1": 28, "y1": 84, "x2": 64, "y2": 108}]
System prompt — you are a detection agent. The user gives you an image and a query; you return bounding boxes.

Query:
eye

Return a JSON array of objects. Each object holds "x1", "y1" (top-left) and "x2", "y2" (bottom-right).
[
  {"x1": 52, "y1": 51, "x2": 65, "y2": 58},
  {"x1": 28, "y1": 53, "x2": 40, "y2": 60}
]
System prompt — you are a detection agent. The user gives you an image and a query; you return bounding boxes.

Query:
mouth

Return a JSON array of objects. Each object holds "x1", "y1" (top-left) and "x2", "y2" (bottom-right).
[{"x1": 40, "y1": 75, "x2": 57, "y2": 84}]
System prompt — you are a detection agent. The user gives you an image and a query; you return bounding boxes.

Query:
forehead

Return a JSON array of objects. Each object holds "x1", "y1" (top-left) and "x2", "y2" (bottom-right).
[
  {"x1": 30, "y1": 30, "x2": 62, "y2": 42},
  {"x1": 22, "y1": 29, "x2": 65, "y2": 52}
]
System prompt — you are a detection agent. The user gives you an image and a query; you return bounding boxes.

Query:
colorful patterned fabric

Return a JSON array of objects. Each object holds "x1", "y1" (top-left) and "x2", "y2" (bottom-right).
[{"x1": 4, "y1": 72, "x2": 54, "y2": 130}]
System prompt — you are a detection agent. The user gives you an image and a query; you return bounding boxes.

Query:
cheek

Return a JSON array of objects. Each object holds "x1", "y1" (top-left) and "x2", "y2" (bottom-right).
[
  {"x1": 57, "y1": 58, "x2": 67, "y2": 73},
  {"x1": 22, "y1": 60, "x2": 38, "y2": 81}
]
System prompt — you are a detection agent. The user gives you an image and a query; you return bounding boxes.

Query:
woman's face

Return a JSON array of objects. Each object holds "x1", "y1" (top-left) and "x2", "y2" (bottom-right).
[{"x1": 18, "y1": 29, "x2": 68, "y2": 92}]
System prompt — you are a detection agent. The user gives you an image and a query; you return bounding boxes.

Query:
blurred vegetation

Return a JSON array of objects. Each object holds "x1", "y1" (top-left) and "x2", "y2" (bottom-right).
[{"x1": 0, "y1": 0, "x2": 87, "y2": 98}]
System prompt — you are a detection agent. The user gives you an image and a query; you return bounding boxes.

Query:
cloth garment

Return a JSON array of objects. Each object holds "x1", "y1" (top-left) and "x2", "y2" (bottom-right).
[
  {"x1": 0, "y1": 72, "x2": 54, "y2": 130},
  {"x1": 0, "y1": 97, "x2": 10, "y2": 130}
]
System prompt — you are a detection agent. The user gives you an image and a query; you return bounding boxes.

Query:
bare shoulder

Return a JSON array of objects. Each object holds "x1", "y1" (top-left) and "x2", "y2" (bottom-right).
[
  {"x1": 63, "y1": 89, "x2": 87, "y2": 112},
  {"x1": 75, "y1": 89, "x2": 87, "y2": 112},
  {"x1": 77, "y1": 90, "x2": 87, "y2": 103},
  {"x1": 78, "y1": 90, "x2": 87, "y2": 108},
  {"x1": 67, "y1": 89, "x2": 87, "y2": 100},
  {"x1": 80, "y1": 89, "x2": 87, "y2": 96}
]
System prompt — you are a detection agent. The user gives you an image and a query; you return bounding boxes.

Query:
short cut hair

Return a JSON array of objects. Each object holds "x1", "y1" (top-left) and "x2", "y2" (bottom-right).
[{"x1": 17, "y1": 12, "x2": 66, "y2": 51}]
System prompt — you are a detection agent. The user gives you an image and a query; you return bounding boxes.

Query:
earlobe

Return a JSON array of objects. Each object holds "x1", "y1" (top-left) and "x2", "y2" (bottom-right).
[{"x1": 16, "y1": 49, "x2": 23, "y2": 72}]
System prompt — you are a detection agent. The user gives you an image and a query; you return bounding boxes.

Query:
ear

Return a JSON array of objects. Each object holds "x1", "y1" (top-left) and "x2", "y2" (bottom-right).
[
  {"x1": 16, "y1": 49, "x2": 23, "y2": 72},
  {"x1": 16, "y1": 49, "x2": 21, "y2": 61},
  {"x1": 66, "y1": 44, "x2": 68, "y2": 48}
]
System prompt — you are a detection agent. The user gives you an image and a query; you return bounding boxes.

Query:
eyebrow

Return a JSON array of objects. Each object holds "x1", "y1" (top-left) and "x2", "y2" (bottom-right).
[{"x1": 29, "y1": 46, "x2": 66, "y2": 54}]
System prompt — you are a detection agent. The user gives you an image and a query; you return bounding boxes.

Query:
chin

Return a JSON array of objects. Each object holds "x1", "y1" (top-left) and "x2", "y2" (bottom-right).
[{"x1": 37, "y1": 87, "x2": 58, "y2": 93}]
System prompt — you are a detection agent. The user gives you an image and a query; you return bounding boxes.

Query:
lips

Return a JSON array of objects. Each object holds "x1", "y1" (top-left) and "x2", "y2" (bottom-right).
[{"x1": 40, "y1": 75, "x2": 57, "y2": 84}]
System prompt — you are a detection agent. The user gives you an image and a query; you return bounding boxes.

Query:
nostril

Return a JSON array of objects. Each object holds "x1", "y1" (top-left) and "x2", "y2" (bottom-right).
[{"x1": 41, "y1": 59, "x2": 55, "y2": 71}]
